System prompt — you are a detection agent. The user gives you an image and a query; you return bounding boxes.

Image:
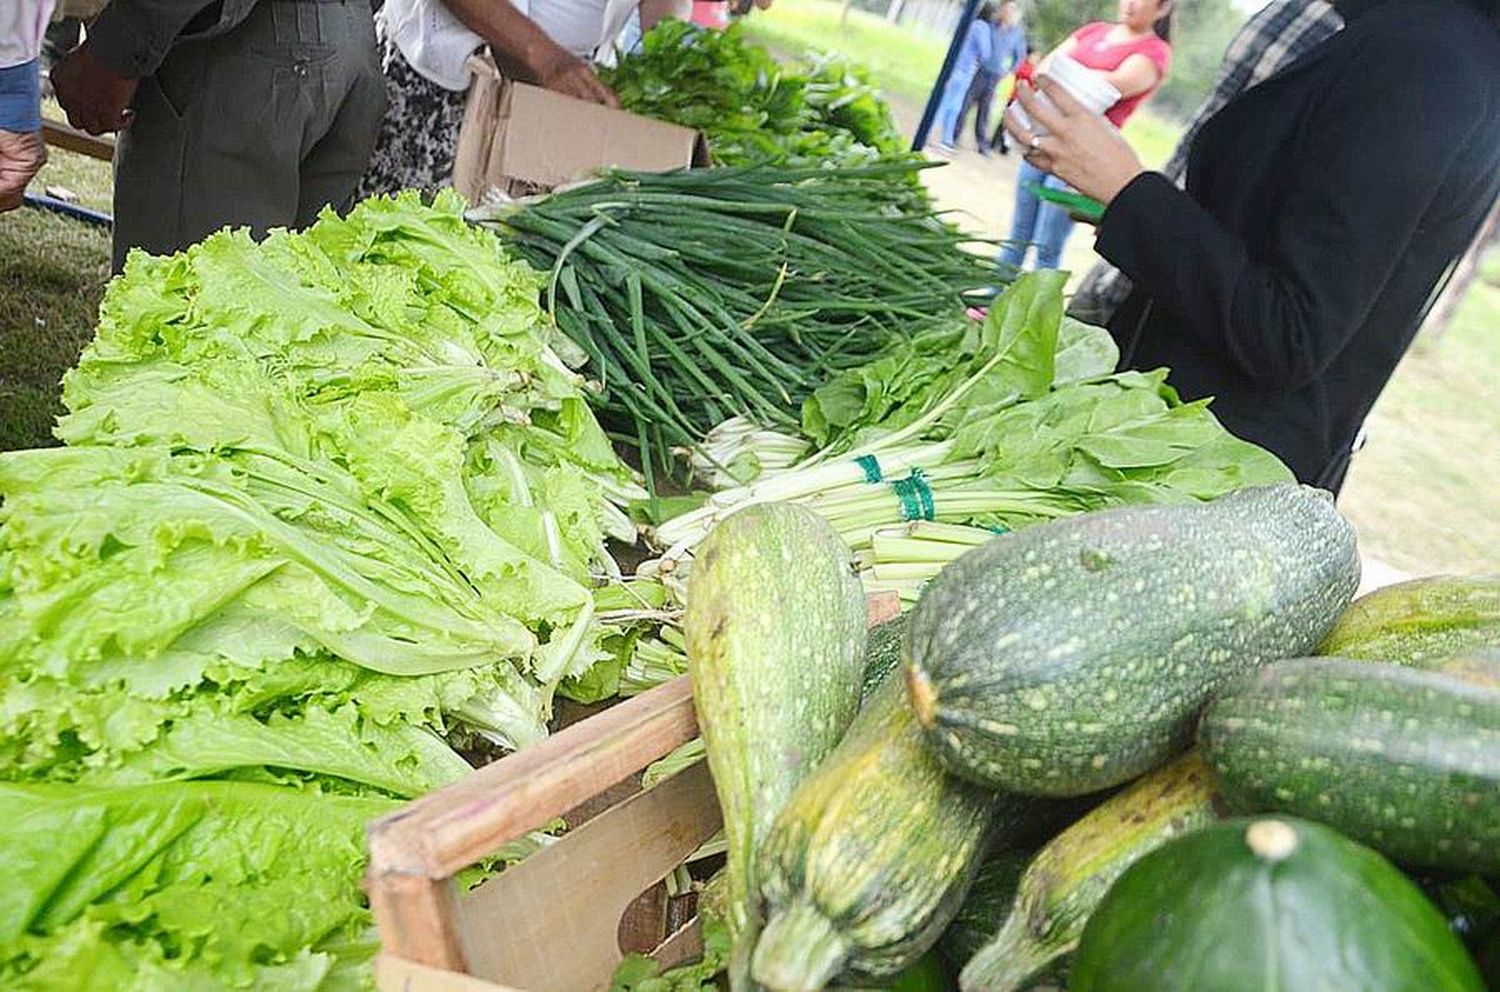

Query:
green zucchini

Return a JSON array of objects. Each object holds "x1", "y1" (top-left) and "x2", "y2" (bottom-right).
[
  {"x1": 907, "y1": 484, "x2": 1359, "y2": 795},
  {"x1": 1070, "y1": 817, "x2": 1485, "y2": 991},
  {"x1": 1419, "y1": 647, "x2": 1500, "y2": 690},
  {"x1": 1317, "y1": 575, "x2": 1500, "y2": 664},
  {"x1": 686, "y1": 503, "x2": 869, "y2": 988},
  {"x1": 958, "y1": 753, "x2": 1220, "y2": 992},
  {"x1": 1199, "y1": 656, "x2": 1500, "y2": 873},
  {"x1": 861, "y1": 613, "x2": 910, "y2": 701},
  {"x1": 751, "y1": 677, "x2": 998, "y2": 990},
  {"x1": 937, "y1": 852, "x2": 1029, "y2": 970}
]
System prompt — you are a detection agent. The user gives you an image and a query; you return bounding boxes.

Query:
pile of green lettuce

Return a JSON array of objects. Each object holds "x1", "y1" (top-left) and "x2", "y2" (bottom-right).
[
  {"x1": 0, "y1": 193, "x2": 655, "y2": 989},
  {"x1": 601, "y1": 21, "x2": 910, "y2": 171}
]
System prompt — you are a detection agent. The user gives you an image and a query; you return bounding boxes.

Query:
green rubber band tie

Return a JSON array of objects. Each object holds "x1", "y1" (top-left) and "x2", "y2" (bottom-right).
[
  {"x1": 988, "y1": 524, "x2": 1010, "y2": 535},
  {"x1": 891, "y1": 470, "x2": 936, "y2": 523},
  {"x1": 855, "y1": 454, "x2": 883, "y2": 483}
]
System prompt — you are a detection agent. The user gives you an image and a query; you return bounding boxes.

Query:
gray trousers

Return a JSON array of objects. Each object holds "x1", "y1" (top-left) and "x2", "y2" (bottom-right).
[{"x1": 112, "y1": 0, "x2": 385, "y2": 271}]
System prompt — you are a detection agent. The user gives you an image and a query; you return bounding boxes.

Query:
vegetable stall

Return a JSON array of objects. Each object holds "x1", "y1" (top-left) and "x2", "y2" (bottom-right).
[{"x1": 5, "y1": 22, "x2": 1500, "y2": 992}]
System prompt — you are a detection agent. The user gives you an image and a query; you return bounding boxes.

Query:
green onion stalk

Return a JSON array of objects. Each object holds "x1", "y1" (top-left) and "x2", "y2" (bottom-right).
[{"x1": 469, "y1": 164, "x2": 1000, "y2": 476}]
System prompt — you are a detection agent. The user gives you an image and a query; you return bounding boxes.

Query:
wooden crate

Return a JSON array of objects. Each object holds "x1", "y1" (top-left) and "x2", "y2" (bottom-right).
[{"x1": 368, "y1": 592, "x2": 903, "y2": 992}]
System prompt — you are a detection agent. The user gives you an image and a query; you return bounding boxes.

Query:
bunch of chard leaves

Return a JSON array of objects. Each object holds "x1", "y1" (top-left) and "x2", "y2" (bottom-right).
[{"x1": 652, "y1": 271, "x2": 1293, "y2": 551}]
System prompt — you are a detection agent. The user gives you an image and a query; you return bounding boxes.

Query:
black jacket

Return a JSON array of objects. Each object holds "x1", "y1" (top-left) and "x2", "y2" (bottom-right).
[{"x1": 1097, "y1": 0, "x2": 1500, "y2": 491}]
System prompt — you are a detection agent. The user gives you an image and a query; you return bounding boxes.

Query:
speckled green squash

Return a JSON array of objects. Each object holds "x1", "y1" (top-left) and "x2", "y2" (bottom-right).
[
  {"x1": 1070, "y1": 817, "x2": 1485, "y2": 992},
  {"x1": 750, "y1": 677, "x2": 999, "y2": 991},
  {"x1": 1317, "y1": 575, "x2": 1500, "y2": 664},
  {"x1": 938, "y1": 852, "x2": 1030, "y2": 970},
  {"x1": 958, "y1": 753, "x2": 1219, "y2": 992},
  {"x1": 1200, "y1": 657, "x2": 1500, "y2": 873},
  {"x1": 685, "y1": 503, "x2": 869, "y2": 987},
  {"x1": 1417, "y1": 647, "x2": 1500, "y2": 689},
  {"x1": 907, "y1": 484, "x2": 1359, "y2": 796},
  {"x1": 862, "y1": 613, "x2": 910, "y2": 701}
]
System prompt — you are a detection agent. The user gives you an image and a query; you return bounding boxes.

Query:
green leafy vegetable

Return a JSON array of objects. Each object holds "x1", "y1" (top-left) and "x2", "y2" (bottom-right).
[
  {"x1": 480, "y1": 164, "x2": 997, "y2": 474},
  {"x1": 0, "y1": 192, "x2": 665, "y2": 989},
  {"x1": 601, "y1": 22, "x2": 909, "y2": 173},
  {"x1": 651, "y1": 272, "x2": 1293, "y2": 571}
]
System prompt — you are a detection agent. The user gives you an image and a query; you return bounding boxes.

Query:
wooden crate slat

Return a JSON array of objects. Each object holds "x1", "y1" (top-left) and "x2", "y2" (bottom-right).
[
  {"x1": 456, "y1": 761, "x2": 721, "y2": 992},
  {"x1": 367, "y1": 871, "x2": 468, "y2": 972},
  {"x1": 368, "y1": 675, "x2": 698, "y2": 881}
]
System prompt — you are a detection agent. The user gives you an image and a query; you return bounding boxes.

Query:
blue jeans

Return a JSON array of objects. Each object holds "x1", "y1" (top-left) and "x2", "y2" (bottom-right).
[
  {"x1": 934, "y1": 64, "x2": 978, "y2": 146},
  {"x1": 998, "y1": 159, "x2": 1075, "y2": 271}
]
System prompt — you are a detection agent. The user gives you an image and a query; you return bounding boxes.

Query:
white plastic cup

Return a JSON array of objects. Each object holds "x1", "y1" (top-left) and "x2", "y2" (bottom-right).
[{"x1": 1016, "y1": 52, "x2": 1121, "y2": 134}]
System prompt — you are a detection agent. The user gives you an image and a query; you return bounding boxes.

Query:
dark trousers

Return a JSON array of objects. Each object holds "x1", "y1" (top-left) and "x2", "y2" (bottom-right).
[
  {"x1": 954, "y1": 69, "x2": 1001, "y2": 150},
  {"x1": 113, "y1": 0, "x2": 386, "y2": 271}
]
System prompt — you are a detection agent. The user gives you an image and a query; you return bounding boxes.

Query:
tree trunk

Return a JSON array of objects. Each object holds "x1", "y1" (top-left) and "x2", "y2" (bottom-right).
[
  {"x1": 841, "y1": 0, "x2": 856, "y2": 25},
  {"x1": 1424, "y1": 195, "x2": 1500, "y2": 343},
  {"x1": 886, "y1": 0, "x2": 906, "y2": 21}
]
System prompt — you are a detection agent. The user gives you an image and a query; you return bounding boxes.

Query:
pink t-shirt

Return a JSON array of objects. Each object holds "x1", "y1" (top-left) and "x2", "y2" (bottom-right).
[{"x1": 1068, "y1": 22, "x2": 1172, "y2": 127}]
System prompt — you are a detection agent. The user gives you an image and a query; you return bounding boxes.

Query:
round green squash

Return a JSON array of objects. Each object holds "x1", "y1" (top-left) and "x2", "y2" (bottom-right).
[
  {"x1": 907, "y1": 484, "x2": 1358, "y2": 797},
  {"x1": 1069, "y1": 817, "x2": 1484, "y2": 992}
]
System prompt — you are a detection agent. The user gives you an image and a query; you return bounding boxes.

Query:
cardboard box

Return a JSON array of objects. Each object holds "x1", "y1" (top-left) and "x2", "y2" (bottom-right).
[{"x1": 454, "y1": 55, "x2": 708, "y2": 204}]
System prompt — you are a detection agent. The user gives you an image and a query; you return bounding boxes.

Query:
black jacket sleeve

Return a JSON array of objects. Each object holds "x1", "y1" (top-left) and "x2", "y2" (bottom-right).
[{"x1": 1095, "y1": 34, "x2": 1490, "y2": 390}]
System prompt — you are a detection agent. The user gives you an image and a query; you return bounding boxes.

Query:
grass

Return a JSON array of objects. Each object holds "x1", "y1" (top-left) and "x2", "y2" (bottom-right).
[
  {"x1": 1339, "y1": 269, "x2": 1500, "y2": 576},
  {"x1": 33, "y1": 99, "x2": 115, "y2": 213},
  {"x1": 1, "y1": 103, "x2": 114, "y2": 451},
  {"x1": 741, "y1": 0, "x2": 948, "y2": 104},
  {"x1": 1120, "y1": 111, "x2": 1181, "y2": 171},
  {"x1": 0, "y1": 206, "x2": 109, "y2": 450}
]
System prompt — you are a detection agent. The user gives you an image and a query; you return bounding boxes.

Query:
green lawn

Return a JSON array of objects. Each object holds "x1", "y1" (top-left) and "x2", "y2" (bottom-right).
[
  {"x1": 0, "y1": 207, "x2": 109, "y2": 450},
  {"x1": 33, "y1": 99, "x2": 115, "y2": 213},
  {"x1": 1339, "y1": 262, "x2": 1500, "y2": 575},
  {"x1": 742, "y1": 0, "x2": 947, "y2": 104}
]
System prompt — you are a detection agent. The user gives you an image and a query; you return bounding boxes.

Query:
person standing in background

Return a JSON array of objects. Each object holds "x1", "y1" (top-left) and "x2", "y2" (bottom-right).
[
  {"x1": 931, "y1": 2, "x2": 997, "y2": 155},
  {"x1": 992, "y1": 43, "x2": 1037, "y2": 153},
  {"x1": 955, "y1": 0, "x2": 1026, "y2": 155},
  {"x1": 1006, "y1": 0, "x2": 1500, "y2": 492},
  {"x1": 1, "y1": 0, "x2": 56, "y2": 212},
  {"x1": 50, "y1": 0, "x2": 386, "y2": 272},
  {"x1": 999, "y1": 0, "x2": 1173, "y2": 271},
  {"x1": 1068, "y1": 0, "x2": 1343, "y2": 325}
]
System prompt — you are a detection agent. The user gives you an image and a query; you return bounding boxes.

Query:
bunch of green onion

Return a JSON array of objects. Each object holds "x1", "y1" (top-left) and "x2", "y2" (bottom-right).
[{"x1": 472, "y1": 163, "x2": 996, "y2": 476}]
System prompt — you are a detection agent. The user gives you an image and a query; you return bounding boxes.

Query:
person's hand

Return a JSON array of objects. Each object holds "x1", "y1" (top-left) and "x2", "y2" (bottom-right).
[
  {"x1": 0, "y1": 130, "x2": 48, "y2": 212},
  {"x1": 1004, "y1": 75, "x2": 1145, "y2": 205},
  {"x1": 50, "y1": 43, "x2": 139, "y2": 136},
  {"x1": 532, "y1": 48, "x2": 620, "y2": 108}
]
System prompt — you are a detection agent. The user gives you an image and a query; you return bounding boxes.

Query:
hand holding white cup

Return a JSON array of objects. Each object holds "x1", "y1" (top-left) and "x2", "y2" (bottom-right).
[{"x1": 1004, "y1": 62, "x2": 1148, "y2": 207}]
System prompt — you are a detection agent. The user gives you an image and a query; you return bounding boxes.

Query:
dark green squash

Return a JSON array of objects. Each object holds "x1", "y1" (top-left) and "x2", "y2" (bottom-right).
[
  {"x1": 908, "y1": 484, "x2": 1359, "y2": 796},
  {"x1": 1070, "y1": 817, "x2": 1484, "y2": 992},
  {"x1": 862, "y1": 612, "x2": 910, "y2": 701},
  {"x1": 1200, "y1": 657, "x2": 1500, "y2": 873},
  {"x1": 750, "y1": 678, "x2": 999, "y2": 990},
  {"x1": 938, "y1": 852, "x2": 1030, "y2": 970}
]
